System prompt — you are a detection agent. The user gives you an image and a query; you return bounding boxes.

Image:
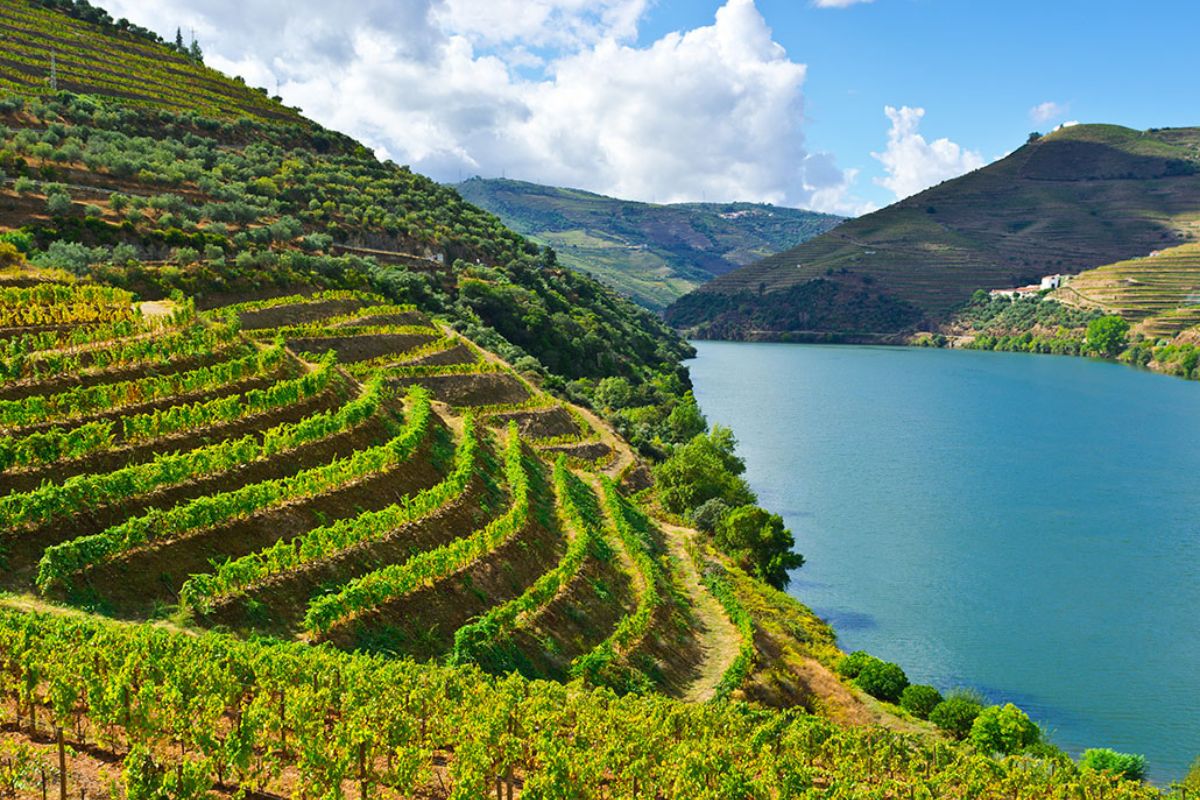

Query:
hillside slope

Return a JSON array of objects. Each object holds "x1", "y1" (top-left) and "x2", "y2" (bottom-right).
[
  {"x1": 0, "y1": 0, "x2": 305, "y2": 122},
  {"x1": 667, "y1": 124, "x2": 1200, "y2": 340},
  {"x1": 456, "y1": 177, "x2": 842, "y2": 310}
]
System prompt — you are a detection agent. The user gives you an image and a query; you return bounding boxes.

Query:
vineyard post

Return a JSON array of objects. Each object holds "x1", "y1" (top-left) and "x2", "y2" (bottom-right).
[{"x1": 56, "y1": 726, "x2": 66, "y2": 800}]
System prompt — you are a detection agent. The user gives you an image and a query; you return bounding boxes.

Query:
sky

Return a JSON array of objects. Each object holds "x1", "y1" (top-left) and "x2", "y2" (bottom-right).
[{"x1": 103, "y1": 0, "x2": 1200, "y2": 217}]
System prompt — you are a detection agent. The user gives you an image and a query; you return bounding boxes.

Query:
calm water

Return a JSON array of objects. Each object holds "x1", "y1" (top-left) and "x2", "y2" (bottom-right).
[{"x1": 688, "y1": 341, "x2": 1200, "y2": 782}]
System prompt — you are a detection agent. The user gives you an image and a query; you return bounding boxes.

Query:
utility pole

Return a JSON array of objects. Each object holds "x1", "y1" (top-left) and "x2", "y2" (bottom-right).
[{"x1": 49, "y1": 52, "x2": 57, "y2": 92}]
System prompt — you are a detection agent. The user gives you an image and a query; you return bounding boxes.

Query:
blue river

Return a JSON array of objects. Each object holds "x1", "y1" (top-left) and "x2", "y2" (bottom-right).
[{"x1": 688, "y1": 341, "x2": 1200, "y2": 782}]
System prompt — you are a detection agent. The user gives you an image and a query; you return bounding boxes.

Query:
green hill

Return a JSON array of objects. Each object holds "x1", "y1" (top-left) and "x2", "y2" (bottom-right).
[
  {"x1": 455, "y1": 177, "x2": 842, "y2": 310},
  {"x1": 667, "y1": 123, "x2": 1200, "y2": 340}
]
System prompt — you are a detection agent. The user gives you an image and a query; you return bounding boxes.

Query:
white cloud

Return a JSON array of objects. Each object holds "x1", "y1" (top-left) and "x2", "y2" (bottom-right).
[
  {"x1": 1030, "y1": 100, "x2": 1067, "y2": 124},
  {"x1": 871, "y1": 105, "x2": 985, "y2": 200},
  {"x1": 813, "y1": 0, "x2": 875, "y2": 7},
  {"x1": 1053, "y1": 120, "x2": 1080, "y2": 131},
  {"x1": 102, "y1": 0, "x2": 863, "y2": 215}
]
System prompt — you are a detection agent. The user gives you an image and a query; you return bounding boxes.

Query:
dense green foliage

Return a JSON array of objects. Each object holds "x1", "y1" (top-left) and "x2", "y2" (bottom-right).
[
  {"x1": 970, "y1": 704, "x2": 1041, "y2": 756},
  {"x1": 654, "y1": 428, "x2": 802, "y2": 588},
  {"x1": 929, "y1": 692, "x2": 986, "y2": 741},
  {"x1": 666, "y1": 277, "x2": 925, "y2": 341},
  {"x1": 900, "y1": 684, "x2": 943, "y2": 719},
  {"x1": 852, "y1": 659, "x2": 909, "y2": 703},
  {"x1": 1082, "y1": 749, "x2": 1149, "y2": 782},
  {"x1": 715, "y1": 505, "x2": 805, "y2": 589},
  {"x1": 1087, "y1": 315, "x2": 1132, "y2": 357}
]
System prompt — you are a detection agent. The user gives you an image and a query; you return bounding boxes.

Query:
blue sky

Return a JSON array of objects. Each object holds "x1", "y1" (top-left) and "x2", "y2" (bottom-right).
[
  {"x1": 638, "y1": 0, "x2": 1200, "y2": 208},
  {"x1": 108, "y1": 0, "x2": 1200, "y2": 215}
]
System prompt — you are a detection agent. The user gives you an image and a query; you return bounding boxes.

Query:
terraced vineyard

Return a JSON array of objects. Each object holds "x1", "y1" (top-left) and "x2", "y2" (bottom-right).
[
  {"x1": 1055, "y1": 243, "x2": 1200, "y2": 338},
  {"x1": 0, "y1": 0, "x2": 303, "y2": 122},
  {"x1": 0, "y1": 278, "x2": 772, "y2": 702}
]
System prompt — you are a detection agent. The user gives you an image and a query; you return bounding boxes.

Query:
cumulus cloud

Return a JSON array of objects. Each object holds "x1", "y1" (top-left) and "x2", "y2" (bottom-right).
[
  {"x1": 871, "y1": 105, "x2": 984, "y2": 200},
  {"x1": 103, "y1": 0, "x2": 862, "y2": 214},
  {"x1": 1030, "y1": 100, "x2": 1068, "y2": 124}
]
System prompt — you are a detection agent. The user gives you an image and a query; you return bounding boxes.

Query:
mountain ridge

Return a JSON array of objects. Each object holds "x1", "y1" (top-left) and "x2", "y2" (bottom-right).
[
  {"x1": 667, "y1": 123, "x2": 1200, "y2": 339},
  {"x1": 456, "y1": 176, "x2": 843, "y2": 310}
]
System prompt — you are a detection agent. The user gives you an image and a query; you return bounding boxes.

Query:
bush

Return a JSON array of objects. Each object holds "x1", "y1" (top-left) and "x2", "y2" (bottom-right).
[
  {"x1": 836, "y1": 651, "x2": 879, "y2": 679},
  {"x1": 970, "y1": 703, "x2": 1040, "y2": 755},
  {"x1": 689, "y1": 498, "x2": 729, "y2": 535},
  {"x1": 929, "y1": 692, "x2": 984, "y2": 740},
  {"x1": 1080, "y1": 749, "x2": 1147, "y2": 782},
  {"x1": 853, "y1": 659, "x2": 909, "y2": 703},
  {"x1": 900, "y1": 684, "x2": 943, "y2": 719},
  {"x1": 46, "y1": 191, "x2": 72, "y2": 216}
]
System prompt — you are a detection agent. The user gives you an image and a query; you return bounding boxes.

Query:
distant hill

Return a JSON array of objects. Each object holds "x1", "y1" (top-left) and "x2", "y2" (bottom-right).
[
  {"x1": 455, "y1": 177, "x2": 842, "y2": 310},
  {"x1": 667, "y1": 124, "x2": 1200, "y2": 340}
]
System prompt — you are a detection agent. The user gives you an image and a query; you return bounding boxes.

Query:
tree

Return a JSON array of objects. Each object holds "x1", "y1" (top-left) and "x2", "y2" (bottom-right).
[
  {"x1": 853, "y1": 659, "x2": 908, "y2": 703},
  {"x1": 900, "y1": 684, "x2": 943, "y2": 719},
  {"x1": 1080, "y1": 749, "x2": 1147, "y2": 782},
  {"x1": 689, "y1": 498, "x2": 729, "y2": 535},
  {"x1": 716, "y1": 505, "x2": 804, "y2": 588},
  {"x1": 46, "y1": 191, "x2": 72, "y2": 216},
  {"x1": 929, "y1": 692, "x2": 984, "y2": 740},
  {"x1": 1086, "y1": 315, "x2": 1130, "y2": 358},
  {"x1": 174, "y1": 27, "x2": 184, "y2": 49},
  {"x1": 836, "y1": 651, "x2": 878, "y2": 679},
  {"x1": 188, "y1": 40, "x2": 203, "y2": 62},
  {"x1": 970, "y1": 704, "x2": 1040, "y2": 755},
  {"x1": 653, "y1": 426, "x2": 755, "y2": 516},
  {"x1": 594, "y1": 377, "x2": 632, "y2": 411},
  {"x1": 664, "y1": 392, "x2": 706, "y2": 443}
]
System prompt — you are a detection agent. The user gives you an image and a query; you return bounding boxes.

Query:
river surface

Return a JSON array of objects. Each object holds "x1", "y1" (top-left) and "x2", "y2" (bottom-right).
[{"x1": 687, "y1": 341, "x2": 1200, "y2": 782}]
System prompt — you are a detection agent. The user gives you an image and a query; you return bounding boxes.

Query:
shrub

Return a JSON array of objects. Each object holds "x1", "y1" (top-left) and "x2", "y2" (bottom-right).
[
  {"x1": 12, "y1": 176, "x2": 35, "y2": 194},
  {"x1": 689, "y1": 498, "x2": 730, "y2": 535},
  {"x1": 900, "y1": 684, "x2": 943, "y2": 719},
  {"x1": 929, "y1": 692, "x2": 984, "y2": 740},
  {"x1": 836, "y1": 650, "x2": 879, "y2": 679},
  {"x1": 853, "y1": 659, "x2": 909, "y2": 703},
  {"x1": 970, "y1": 703, "x2": 1040, "y2": 755},
  {"x1": 46, "y1": 191, "x2": 72, "y2": 216},
  {"x1": 1080, "y1": 749, "x2": 1147, "y2": 782}
]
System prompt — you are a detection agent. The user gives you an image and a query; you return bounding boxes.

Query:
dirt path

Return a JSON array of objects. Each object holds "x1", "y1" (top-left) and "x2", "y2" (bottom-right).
[{"x1": 659, "y1": 522, "x2": 742, "y2": 703}]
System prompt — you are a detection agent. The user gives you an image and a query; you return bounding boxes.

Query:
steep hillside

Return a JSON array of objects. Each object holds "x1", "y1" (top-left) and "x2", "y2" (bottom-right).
[
  {"x1": 456, "y1": 177, "x2": 842, "y2": 310},
  {"x1": 668, "y1": 123, "x2": 1200, "y2": 340},
  {"x1": 0, "y1": 0, "x2": 306, "y2": 122}
]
